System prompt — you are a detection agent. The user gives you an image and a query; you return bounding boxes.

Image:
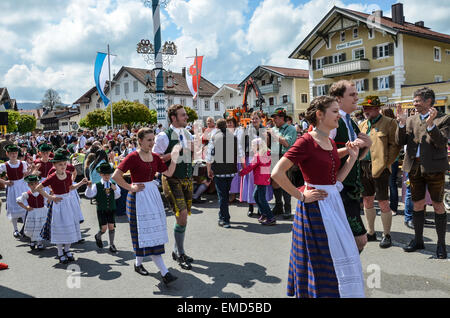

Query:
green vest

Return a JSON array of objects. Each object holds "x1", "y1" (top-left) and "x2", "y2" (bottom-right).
[
  {"x1": 164, "y1": 128, "x2": 193, "y2": 179},
  {"x1": 95, "y1": 182, "x2": 116, "y2": 211},
  {"x1": 334, "y1": 117, "x2": 362, "y2": 200}
]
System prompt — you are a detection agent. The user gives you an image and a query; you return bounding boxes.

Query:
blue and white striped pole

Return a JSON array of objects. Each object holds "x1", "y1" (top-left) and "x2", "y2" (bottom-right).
[{"x1": 151, "y1": 0, "x2": 166, "y2": 127}]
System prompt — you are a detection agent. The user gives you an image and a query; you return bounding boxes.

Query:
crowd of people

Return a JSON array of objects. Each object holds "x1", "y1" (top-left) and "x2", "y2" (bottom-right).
[{"x1": 0, "y1": 82, "x2": 448, "y2": 297}]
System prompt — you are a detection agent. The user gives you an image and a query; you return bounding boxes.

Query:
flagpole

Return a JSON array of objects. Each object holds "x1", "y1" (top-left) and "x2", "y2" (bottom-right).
[
  {"x1": 196, "y1": 48, "x2": 199, "y2": 102},
  {"x1": 108, "y1": 44, "x2": 113, "y2": 129}
]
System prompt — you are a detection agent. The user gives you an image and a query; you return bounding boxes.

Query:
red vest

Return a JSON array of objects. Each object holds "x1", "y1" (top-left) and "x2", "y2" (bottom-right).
[
  {"x1": 26, "y1": 191, "x2": 45, "y2": 208},
  {"x1": 6, "y1": 162, "x2": 24, "y2": 180}
]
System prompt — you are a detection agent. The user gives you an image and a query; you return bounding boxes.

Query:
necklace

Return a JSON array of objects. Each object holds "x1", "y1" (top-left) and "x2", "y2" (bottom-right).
[{"x1": 314, "y1": 128, "x2": 329, "y2": 138}]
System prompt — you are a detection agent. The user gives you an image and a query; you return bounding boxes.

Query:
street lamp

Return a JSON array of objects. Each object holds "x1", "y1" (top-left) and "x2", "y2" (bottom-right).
[{"x1": 137, "y1": 0, "x2": 177, "y2": 128}]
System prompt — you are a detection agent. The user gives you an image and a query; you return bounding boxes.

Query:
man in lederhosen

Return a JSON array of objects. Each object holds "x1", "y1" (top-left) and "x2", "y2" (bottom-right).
[{"x1": 153, "y1": 104, "x2": 195, "y2": 270}]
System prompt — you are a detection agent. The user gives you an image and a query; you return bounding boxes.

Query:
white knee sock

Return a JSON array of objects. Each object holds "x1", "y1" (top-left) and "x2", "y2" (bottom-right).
[
  {"x1": 151, "y1": 254, "x2": 168, "y2": 276},
  {"x1": 11, "y1": 218, "x2": 18, "y2": 232},
  {"x1": 135, "y1": 256, "x2": 144, "y2": 267},
  {"x1": 57, "y1": 244, "x2": 64, "y2": 256},
  {"x1": 64, "y1": 244, "x2": 71, "y2": 253}
]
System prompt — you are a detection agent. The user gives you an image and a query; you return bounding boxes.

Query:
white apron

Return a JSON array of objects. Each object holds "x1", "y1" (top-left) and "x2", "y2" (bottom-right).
[
  {"x1": 135, "y1": 181, "x2": 168, "y2": 248},
  {"x1": 6, "y1": 179, "x2": 28, "y2": 220},
  {"x1": 306, "y1": 182, "x2": 365, "y2": 298},
  {"x1": 70, "y1": 182, "x2": 84, "y2": 223},
  {"x1": 50, "y1": 193, "x2": 82, "y2": 244},
  {"x1": 24, "y1": 207, "x2": 48, "y2": 242}
]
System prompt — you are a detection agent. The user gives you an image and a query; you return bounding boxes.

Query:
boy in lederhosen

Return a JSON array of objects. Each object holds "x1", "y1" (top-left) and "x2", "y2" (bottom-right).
[{"x1": 85, "y1": 162, "x2": 121, "y2": 253}]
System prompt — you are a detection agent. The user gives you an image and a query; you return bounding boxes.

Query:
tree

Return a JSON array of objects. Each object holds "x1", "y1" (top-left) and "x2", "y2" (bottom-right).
[
  {"x1": 17, "y1": 114, "x2": 36, "y2": 134},
  {"x1": 80, "y1": 109, "x2": 108, "y2": 129},
  {"x1": 105, "y1": 100, "x2": 153, "y2": 126},
  {"x1": 6, "y1": 110, "x2": 21, "y2": 133},
  {"x1": 184, "y1": 106, "x2": 198, "y2": 123},
  {"x1": 41, "y1": 88, "x2": 62, "y2": 111},
  {"x1": 149, "y1": 109, "x2": 157, "y2": 125}
]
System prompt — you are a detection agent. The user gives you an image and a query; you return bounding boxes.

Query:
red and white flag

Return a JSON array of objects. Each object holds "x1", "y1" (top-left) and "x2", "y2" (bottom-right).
[{"x1": 186, "y1": 56, "x2": 203, "y2": 99}]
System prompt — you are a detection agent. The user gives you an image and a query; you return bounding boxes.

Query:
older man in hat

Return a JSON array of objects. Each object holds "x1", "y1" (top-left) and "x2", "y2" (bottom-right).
[
  {"x1": 359, "y1": 96, "x2": 400, "y2": 248},
  {"x1": 268, "y1": 107, "x2": 298, "y2": 219}
]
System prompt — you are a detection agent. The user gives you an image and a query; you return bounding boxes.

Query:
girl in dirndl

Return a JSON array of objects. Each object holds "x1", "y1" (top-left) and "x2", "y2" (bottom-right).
[
  {"x1": 16, "y1": 175, "x2": 47, "y2": 250},
  {"x1": 35, "y1": 148, "x2": 88, "y2": 264},
  {"x1": 0, "y1": 144, "x2": 30, "y2": 238},
  {"x1": 271, "y1": 96, "x2": 365, "y2": 298},
  {"x1": 112, "y1": 127, "x2": 180, "y2": 286}
]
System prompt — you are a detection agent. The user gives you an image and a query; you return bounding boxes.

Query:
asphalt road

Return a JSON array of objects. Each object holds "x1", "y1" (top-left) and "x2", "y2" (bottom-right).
[{"x1": 0, "y1": 191, "x2": 448, "y2": 298}]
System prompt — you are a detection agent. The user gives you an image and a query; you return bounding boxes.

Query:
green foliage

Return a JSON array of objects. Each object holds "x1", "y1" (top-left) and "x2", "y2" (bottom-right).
[
  {"x1": 184, "y1": 106, "x2": 198, "y2": 123},
  {"x1": 7, "y1": 110, "x2": 21, "y2": 133},
  {"x1": 17, "y1": 114, "x2": 37, "y2": 134},
  {"x1": 149, "y1": 109, "x2": 157, "y2": 125},
  {"x1": 105, "y1": 100, "x2": 153, "y2": 126},
  {"x1": 81, "y1": 109, "x2": 108, "y2": 129}
]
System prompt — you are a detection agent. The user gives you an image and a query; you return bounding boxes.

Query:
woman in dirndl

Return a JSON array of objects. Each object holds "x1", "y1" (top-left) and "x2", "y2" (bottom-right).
[
  {"x1": 240, "y1": 111, "x2": 273, "y2": 216},
  {"x1": 33, "y1": 143, "x2": 54, "y2": 200},
  {"x1": 271, "y1": 96, "x2": 365, "y2": 298},
  {"x1": 0, "y1": 144, "x2": 30, "y2": 238},
  {"x1": 35, "y1": 148, "x2": 88, "y2": 264},
  {"x1": 112, "y1": 127, "x2": 180, "y2": 286}
]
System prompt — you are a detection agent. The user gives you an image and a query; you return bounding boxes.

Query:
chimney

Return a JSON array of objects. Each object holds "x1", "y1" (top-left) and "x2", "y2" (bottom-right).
[
  {"x1": 392, "y1": 3, "x2": 404, "y2": 25},
  {"x1": 372, "y1": 10, "x2": 383, "y2": 18},
  {"x1": 182, "y1": 67, "x2": 186, "y2": 78},
  {"x1": 415, "y1": 21, "x2": 425, "y2": 28}
]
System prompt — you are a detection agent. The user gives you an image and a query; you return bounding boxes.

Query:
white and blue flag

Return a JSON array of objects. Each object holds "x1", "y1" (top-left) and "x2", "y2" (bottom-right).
[{"x1": 94, "y1": 52, "x2": 115, "y2": 107}]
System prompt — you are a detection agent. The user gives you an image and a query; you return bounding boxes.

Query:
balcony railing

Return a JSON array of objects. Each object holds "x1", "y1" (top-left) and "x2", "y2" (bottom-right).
[
  {"x1": 259, "y1": 83, "x2": 280, "y2": 94},
  {"x1": 322, "y1": 59, "x2": 370, "y2": 78}
]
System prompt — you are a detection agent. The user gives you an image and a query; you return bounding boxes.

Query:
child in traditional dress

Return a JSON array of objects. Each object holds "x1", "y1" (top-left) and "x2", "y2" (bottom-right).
[
  {"x1": 16, "y1": 175, "x2": 47, "y2": 250},
  {"x1": 85, "y1": 162, "x2": 121, "y2": 253},
  {"x1": 0, "y1": 144, "x2": 30, "y2": 238},
  {"x1": 35, "y1": 148, "x2": 88, "y2": 264}
]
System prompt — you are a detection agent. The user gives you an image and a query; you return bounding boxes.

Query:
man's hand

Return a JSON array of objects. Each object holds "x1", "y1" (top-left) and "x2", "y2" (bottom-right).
[
  {"x1": 354, "y1": 133, "x2": 372, "y2": 148},
  {"x1": 396, "y1": 104, "x2": 407, "y2": 126},
  {"x1": 207, "y1": 169, "x2": 214, "y2": 180},
  {"x1": 426, "y1": 107, "x2": 437, "y2": 128}
]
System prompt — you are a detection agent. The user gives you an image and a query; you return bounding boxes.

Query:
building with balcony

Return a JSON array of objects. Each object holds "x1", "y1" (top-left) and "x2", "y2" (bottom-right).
[
  {"x1": 236, "y1": 65, "x2": 310, "y2": 121},
  {"x1": 289, "y1": 3, "x2": 450, "y2": 113}
]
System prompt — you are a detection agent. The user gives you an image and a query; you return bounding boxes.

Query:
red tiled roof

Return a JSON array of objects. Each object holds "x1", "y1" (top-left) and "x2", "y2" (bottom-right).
[
  {"x1": 262, "y1": 66, "x2": 309, "y2": 78},
  {"x1": 224, "y1": 84, "x2": 239, "y2": 89},
  {"x1": 345, "y1": 9, "x2": 450, "y2": 42}
]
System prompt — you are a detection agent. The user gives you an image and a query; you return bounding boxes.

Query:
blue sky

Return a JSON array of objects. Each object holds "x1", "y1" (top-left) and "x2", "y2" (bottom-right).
[{"x1": 0, "y1": 0, "x2": 449, "y2": 105}]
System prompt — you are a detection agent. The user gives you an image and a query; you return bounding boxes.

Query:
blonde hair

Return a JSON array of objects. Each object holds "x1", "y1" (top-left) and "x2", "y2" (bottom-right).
[{"x1": 251, "y1": 137, "x2": 268, "y2": 156}]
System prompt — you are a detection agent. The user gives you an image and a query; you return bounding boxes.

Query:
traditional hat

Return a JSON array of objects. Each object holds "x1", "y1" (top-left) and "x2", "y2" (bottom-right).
[
  {"x1": 19, "y1": 143, "x2": 28, "y2": 148},
  {"x1": 270, "y1": 107, "x2": 287, "y2": 118},
  {"x1": 24, "y1": 174, "x2": 41, "y2": 183},
  {"x1": 50, "y1": 148, "x2": 70, "y2": 162},
  {"x1": 4, "y1": 144, "x2": 20, "y2": 152},
  {"x1": 359, "y1": 95, "x2": 385, "y2": 107},
  {"x1": 95, "y1": 162, "x2": 115, "y2": 174},
  {"x1": 38, "y1": 143, "x2": 53, "y2": 152}
]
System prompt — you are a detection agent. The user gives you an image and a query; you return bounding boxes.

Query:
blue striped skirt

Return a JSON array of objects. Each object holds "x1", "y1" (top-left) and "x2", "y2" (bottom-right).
[
  {"x1": 287, "y1": 200, "x2": 340, "y2": 298},
  {"x1": 126, "y1": 192, "x2": 165, "y2": 257}
]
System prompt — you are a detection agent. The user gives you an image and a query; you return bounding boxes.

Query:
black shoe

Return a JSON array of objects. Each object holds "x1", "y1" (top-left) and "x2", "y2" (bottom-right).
[
  {"x1": 172, "y1": 252, "x2": 193, "y2": 263},
  {"x1": 218, "y1": 219, "x2": 224, "y2": 227},
  {"x1": 58, "y1": 255, "x2": 68, "y2": 264},
  {"x1": 176, "y1": 254, "x2": 193, "y2": 270},
  {"x1": 94, "y1": 233, "x2": 103, "y2": 248},
  {"x1": 367, "y1": 232, "x2": 377, "y2": 242},
  {"x1": 436, "y1": 244, "x2": 447, "y2": 259},
  {"x1": 162, "y1": 272, "x2": 178, "y2": 285},
  {"x1": 424, "y1": 219, "x2": 434, "y2": 225},
  {"x1": 271, "y1": 204, "x2": 283, "y2": 216},
  {"x1": 379, "y1": 234, "x2": 392, "y2": 248},
  {"x1": 247, "y1": 210, "x2": 254, "y2": 217},
  {"x1": 192, "y1": 198, "x2": 205, "y2": 204},
  {"x1": 134, "y1": 264, "x2": 149, "y2": 276},
  {"x1": 65, "y1": 251, "x2": 75, "y2": 262},
  {"x1": 405, "y1": 220, "x2": 414, "y2": 229},
  {"x1": 30, "y1": 242, "x2": 36, "y2": 250},
  {"x1": 403, "y1": 239, "x2": 425, "y2": 252},
  {"x1": 13, "y1": 231, "x2": 21, "y2": 239},
  {"x1": 283, "y1": 213, "x2": 292, "y2": 220},
  {"x1": 109, "y1": 244, "x2": 117, "y2": 253}
]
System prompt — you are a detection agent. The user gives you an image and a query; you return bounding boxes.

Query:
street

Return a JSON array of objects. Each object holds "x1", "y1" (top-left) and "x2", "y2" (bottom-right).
[{"x1": 0, "y1": 192, "x2": 449, "y2": 298}]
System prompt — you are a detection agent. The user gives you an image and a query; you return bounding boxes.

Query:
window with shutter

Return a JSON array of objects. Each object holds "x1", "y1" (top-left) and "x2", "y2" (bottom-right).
[
  {"x1": 373, "y1": 77, "x2": 378, "y2": 90},
  {"x1": 312, "y1": 59, "x2": 317, "y2": 70},
  {"x1": 312, "y1": 87, "x2": 317, "y2": 97},
  {"x1": 389, "y1": 75, "x2": 395, "y2": 88},
  {"x1": 372, "y1": 46, "x2": 378, "y2": 59},
  {"x1": 388, "y1": 43, "x2": 394, "y2": 56},
  {"x1": 364, "y1": 79, "x2": 369, "y2": 91}
]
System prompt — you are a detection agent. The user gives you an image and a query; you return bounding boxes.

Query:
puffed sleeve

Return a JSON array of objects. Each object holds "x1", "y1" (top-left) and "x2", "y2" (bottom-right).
[
  {"x1": 16, "y1": 192, "x2": 29, "y2": 205},
  {"x1": 41, "y1": 173, "x2": 55, "y2": 188},
  {"x1": 283, "y1": 135, "x2": 309, "y2": 166},
  {"x1": 84, "y1": 183, "x2": 97, "y2": 199},
  {"x1": 117, "y1": 153, "x2": 133, "y2": 173},
  {"x1": 0, "y1": 163, "x2": 6, "y2": 174}
]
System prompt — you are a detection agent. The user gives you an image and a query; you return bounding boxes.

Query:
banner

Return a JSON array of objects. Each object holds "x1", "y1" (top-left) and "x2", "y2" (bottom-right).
[
  {"x1": 186, "y1": 56, "x2": 203, "y2": 99},
  {"x1": 94, "y1": 52, "x2": 115, "y2": 106}
]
